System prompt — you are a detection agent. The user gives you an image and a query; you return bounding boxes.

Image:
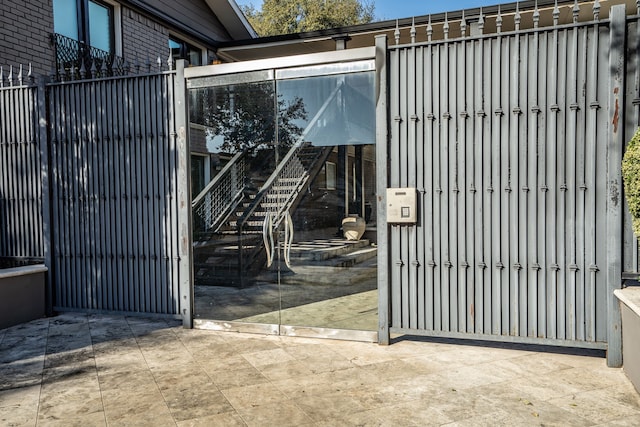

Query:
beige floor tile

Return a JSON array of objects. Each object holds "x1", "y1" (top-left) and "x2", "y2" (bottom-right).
[
  {"x1": 594, "y1": 413, "x2": 640, "y2": 426},
  {"x1": 367, "y1": 400, "x2": 453, "y2": 426},
  {"x1": 98, "y1": 368, "x2": 158, "y2": 392},
  {"x1": 198, "y1": 354, "x2": 256, "y2": 374},
  {"x1": 162, "y1": 384, "x2": 234, "y2": 422},
  {"x1": 425, "y1": 364, "x2": 511, "y2": 391},
  {"x1": 37, "y1": 394, "x2": 104, "y2": 422},
  {"x1": 294, "y1": 393, "x2": 368, "y2": 422},
  {"x1": 0, "y1": 360, "x2": 45, "y2": 392},
  {"x1": 241, "y1": 347, "x2": 295, "y2": 368},
  {"x1": 257, "y1": 360, "x2": 314, "y2": 381},
  {"x1": 210, "y1": 366, "x2": 269, "y2": 390},
  {"x1": 102, "y1": 390, "x2": 173, "y2": 424},
  {"x1": 440, "y1": 408, "x2": 527, "y2": 427},
  {"x1": 549, "y1": 387, "x2": 640, "y2": 424},
  {"x1": 222, "y1": 382, "x2": 290, "y2": 409},
  {"x1": 0, "y1": 403, "x2": 38, "y2": 426},
  {"x1": 236, "y1": 401, "x2": 314, "y2": 427},
  {"x1": 1, "y1": 313, "x2": 638, "y2": 427},
  {"x1": 0, "y1": 384, "x2": 40, "y2": 409},
  {"x1": 176, "y1": 410, "x2": 247, "y2": 427},
  {"x1": 36, "y1": 411, "x2": 107, "y2": 426},
  {"x1": 94, "y1": 351, "x2": 149, "y2": 377},
  {"x1": 314, "y1": 409, "x2": 385, "y2": 427},
  {"x1": 376, "y1": 374, "x2": 451, "y2": 402}
]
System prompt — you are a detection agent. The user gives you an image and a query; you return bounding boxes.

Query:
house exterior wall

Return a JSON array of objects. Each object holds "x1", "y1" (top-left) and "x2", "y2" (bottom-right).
[
  {"x1": 0, "y1": 0, "x2": 237, "y2": 77},
  {"x1": 122, "y1": 6, "x2": 170, "y2": 66},
  {"x1": 0, "y1": 0, "x2": 54, "y2": 77},
  {"x1": 141, "y1": 0, "x2": 231, "y2": 42}
]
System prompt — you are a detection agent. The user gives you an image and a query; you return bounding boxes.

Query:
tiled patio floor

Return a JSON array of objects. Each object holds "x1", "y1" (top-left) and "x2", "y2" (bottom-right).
[{"x1": 1, "y1": 313, "x2": 639, "y2": 426}]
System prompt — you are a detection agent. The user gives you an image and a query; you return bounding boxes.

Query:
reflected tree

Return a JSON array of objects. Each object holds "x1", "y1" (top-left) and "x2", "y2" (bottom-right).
[{"x1": 190, "y1": 83, "x2": 307, "y2": 154}]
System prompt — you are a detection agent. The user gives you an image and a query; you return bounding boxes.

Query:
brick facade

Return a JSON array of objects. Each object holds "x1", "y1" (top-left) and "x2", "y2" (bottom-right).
[
  {"x1": 0, "y1": 0, "x2": 233, "y2": 80},
  {"x1": 121, "y1": 7, "x2": 169, "y2": 68},
  {"x1": 0, "y1": 0, "x2": 54, "y2": 78}
]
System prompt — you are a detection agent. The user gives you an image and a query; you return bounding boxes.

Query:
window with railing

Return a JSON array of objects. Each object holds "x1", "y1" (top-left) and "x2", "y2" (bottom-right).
[{"x1": 52, "y1": 0, "x2": 123, "y2": 77}]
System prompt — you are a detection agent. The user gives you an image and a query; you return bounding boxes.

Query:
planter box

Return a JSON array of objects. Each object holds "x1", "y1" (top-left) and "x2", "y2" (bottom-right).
[
  {"x1": 615, "y1": 287, "x2": 640, "y2": 394},
  {"x1": 0, "y1": 265, "x2": 47, "y2": 329}
]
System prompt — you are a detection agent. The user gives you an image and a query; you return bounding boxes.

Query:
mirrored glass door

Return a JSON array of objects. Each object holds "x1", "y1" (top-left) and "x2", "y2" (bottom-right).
[
  {"x1": 275, "y1": 68, "x2": 378, "y2": 333},
  {"x1": 189, "y1": 61, "x2": 377, "y2": 338}
]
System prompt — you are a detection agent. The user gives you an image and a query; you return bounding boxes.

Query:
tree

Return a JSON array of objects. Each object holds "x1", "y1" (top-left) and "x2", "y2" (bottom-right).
[
  {"x1": 242, "y1": 0, "x2": 375, "y2": 36},
  {"x1": 623, "y1": 128, "x2": 640, "y2": 237},
  {"x1": 190, "y1": 82, "x2": 308, "y2": 154}
]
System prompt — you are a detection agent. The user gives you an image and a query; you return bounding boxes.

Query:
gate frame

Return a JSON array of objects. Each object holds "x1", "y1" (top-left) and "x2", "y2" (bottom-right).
[{"x1": 377, "y1": 4, "x2": 629, "y2": 368}]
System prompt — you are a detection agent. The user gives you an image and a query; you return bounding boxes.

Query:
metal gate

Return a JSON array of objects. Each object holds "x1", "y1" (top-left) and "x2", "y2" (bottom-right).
[
  {"x1": 379, "y1": 3, "x2": 636, "y2": 360},
  {"x1": 45, "y1": 64, "x2": 191, "y2": 317}
]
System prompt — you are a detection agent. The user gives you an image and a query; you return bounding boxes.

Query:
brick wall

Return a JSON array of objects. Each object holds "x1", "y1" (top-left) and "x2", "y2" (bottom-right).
[
  {"x1": 0, "y1": 0, "x2": 54, "y2": 78},
  {"x1": 0, "y1": 1, "x2": 218, "y2": 80},
  {"x1": 121, "y1": 6, "x2": 170, "y2": 68}
]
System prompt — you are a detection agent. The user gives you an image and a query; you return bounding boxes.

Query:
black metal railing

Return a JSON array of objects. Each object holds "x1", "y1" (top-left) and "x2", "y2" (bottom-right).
[{"x1": 51, "y1": 33, "x2": 127, "y2": 80}]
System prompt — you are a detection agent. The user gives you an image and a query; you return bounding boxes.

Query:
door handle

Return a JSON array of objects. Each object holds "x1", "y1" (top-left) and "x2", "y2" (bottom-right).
[
  {"x1": 263, "y1": 212, "x2": 275, "y2": 268},
  {"x1": 283, "y1": 210, "x2": 293, "y2": 269}
]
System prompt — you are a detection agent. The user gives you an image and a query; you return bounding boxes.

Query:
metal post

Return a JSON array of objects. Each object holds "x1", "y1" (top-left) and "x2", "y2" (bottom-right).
[
  {"x1": 174, "y1": 59, "x2": 193, "y2": 328},
  {"x1": 37, "y1": 78, "x2": 53, "y2": 316},
  {"x1": 606, "y1": 5, "x2": 626, "y2": 368},
  {"x1": 376, "y1": 35, "x2": 390, "y2": 345}
]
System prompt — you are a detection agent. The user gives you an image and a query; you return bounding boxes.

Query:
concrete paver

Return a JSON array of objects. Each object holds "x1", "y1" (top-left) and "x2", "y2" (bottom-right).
[{"x1": 1, "y1": 313, "x2": 639, "y2": 426}]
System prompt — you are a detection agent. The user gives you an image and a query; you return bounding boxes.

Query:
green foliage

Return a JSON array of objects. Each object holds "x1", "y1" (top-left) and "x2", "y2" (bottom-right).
[
  {"x1": 242, "y1": 0, "x2": 375, "y2": 36},
  {"x1": 622, "y1": 128, "x2": 640, "y2": 237}
]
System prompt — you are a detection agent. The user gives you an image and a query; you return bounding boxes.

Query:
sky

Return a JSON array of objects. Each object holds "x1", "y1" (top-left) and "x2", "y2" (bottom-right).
[{"x1": 235, "y1": 1, "x2": 503, "y2": 21}]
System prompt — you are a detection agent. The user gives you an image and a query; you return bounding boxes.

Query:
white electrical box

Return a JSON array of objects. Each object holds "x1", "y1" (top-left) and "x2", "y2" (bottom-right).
[{"x1": 386, "y1": 187, "x2": 417, "y2": 224}]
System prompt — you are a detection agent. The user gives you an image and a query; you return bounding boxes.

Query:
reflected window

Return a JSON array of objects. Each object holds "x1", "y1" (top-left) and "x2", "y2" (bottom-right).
[
  {"x1": 325, "y1": 162, "x2": 336, "y2": 190},
  {"x1": 170, "y1": 36, "x2": 203, "y2": 66}
]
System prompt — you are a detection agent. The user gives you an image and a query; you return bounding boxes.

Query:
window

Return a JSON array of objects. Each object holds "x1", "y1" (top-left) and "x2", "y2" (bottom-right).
[
  {"x1": 170, "y1": 36, "x2": 204, "y2": 66},
  {"x1": 53, "y1": 0, "x2": 120, "y2": 55},
  {"x1": 325, "y1": 162, "x2": 336, "y2": 190}
]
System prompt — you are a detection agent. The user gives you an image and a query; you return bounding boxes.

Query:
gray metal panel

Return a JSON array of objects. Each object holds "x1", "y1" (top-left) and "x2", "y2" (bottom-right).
[
  {"x1": 606, "y1": 5, "x2": 626, "y2": 367},
  {"x1": 387, "y1": 11, "x2": 616, "y2": 349},
  {"x1": 46, "y1": 71, "x2": 183, "y2": 316},
  {"x1": 375, "y1": 35, "x2": 390, "y2": 345},
  {"x1": 0, "y1": 80, "x2": 43, "y2": 259}
]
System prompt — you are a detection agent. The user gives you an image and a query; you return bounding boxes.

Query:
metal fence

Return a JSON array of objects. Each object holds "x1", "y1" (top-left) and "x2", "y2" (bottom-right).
[
  {"x1": 0, "y1": 59, "x2": 190, "y2": 317},
  {"x1": 45, "y1": 65, "x2": 190, "y2": 316},
  {"x1": 382, "y1": 2, "x2": 633, "y2": 357},
  {"x1": 0, "y1": 66, "x2": 43, "y2": 259}
]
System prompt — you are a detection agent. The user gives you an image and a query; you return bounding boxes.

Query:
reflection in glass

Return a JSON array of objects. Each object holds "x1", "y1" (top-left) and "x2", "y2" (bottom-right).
[
  {"x1": 190, "y1": 68, "x2": 377, "y2": 332},
  {"x1": 53, "y1": 0, "x2": 79, "y2": 40},
  {"x1": 88, "y1": 0, "x2": 112, "y2": 52}
]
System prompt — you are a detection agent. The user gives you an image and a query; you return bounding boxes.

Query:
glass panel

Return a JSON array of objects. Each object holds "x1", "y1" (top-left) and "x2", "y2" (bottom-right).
[
  {"x1": 190, "y1": 66, "x2": 377, "y2": 334},
  {"x1": 53, "y1": 0, "x2": 79, "y2": 40},
  {"x1": 186, "y1": 44, "x2": 203, "y2": 66},
  {"x1": 88, "y1": 0, "x2": 112, "y2": 52},
  {"x1": 190, "y1": 79, "x2": 281, "y2": 324},
  {"x1": 169, "y1": 38, "x2": 182, "y2": 61},
  {"x1": 275, "y1": 71, "x2": 377, "y2": 331}
]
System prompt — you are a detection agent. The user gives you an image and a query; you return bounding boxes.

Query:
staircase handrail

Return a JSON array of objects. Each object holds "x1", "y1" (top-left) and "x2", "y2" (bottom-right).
[
  {"x1": 192, "y1": 150, "x2": 246, "y2": 232},
  {"x1": 192, "y1": 150, "x2": 244, "y2": 207},
  {"x1": 237, "y1": 82, "x2": 343, "y2": 230}
]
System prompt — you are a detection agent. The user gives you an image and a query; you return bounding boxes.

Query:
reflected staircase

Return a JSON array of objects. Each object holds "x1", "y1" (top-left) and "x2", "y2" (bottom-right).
[{"x1": 192, "y1": 142, "x2": 333, "y2": 286}]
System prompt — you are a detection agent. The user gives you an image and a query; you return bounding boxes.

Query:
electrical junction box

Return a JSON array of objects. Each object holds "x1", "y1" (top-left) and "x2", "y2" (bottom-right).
[{"x1": 386, "y1": 187, "x2": 417, "y2": 224}]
